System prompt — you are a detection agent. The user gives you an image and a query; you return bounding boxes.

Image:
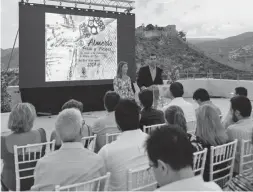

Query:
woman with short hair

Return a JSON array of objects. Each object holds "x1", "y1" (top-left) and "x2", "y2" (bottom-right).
[
  {"x1": 113, "y1": 61, "x2": 134, "y2": 99},
  {"x1": 50, "y1": 99, "x2": 91, "y2": 150},
  {"x1": 1, "y1": 103, "x2": 46, "y2": 191}
]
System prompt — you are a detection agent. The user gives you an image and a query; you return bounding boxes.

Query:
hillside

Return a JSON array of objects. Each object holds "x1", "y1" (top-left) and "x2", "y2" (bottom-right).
[
  {"x1": 1, "y1": 47, "x2": 19, "y2": 70},
  {"x1": 187, "y1": 38, "x2": 221, "y2": 44},
  {"x1": 194, "y1": 32, "x2": 253, "y2": 71},
  {"x1": 135, "y1": 33, "x2": 246, "y2": 79}
]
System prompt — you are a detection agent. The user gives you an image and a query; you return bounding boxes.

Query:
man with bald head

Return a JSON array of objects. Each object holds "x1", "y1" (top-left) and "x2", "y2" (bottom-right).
[{"x1": 32, "y1": 108, "x2": 105, "y2": 191}]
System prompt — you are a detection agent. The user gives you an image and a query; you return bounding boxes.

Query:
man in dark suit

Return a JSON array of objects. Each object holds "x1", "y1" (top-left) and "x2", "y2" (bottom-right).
[{"x1": 137, "y1": 53, "x2": 163, "y2": 90}]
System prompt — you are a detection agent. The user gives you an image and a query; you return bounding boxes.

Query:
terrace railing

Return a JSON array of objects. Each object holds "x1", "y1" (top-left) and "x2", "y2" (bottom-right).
[{"x1": 178, "y1": 73, "x2": 253, "y2": 81}]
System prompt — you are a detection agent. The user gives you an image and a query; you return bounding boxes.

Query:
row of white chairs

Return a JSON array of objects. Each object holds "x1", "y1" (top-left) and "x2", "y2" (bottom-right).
[{"x1": 13, "y1": 128, "x2": 252, "y2": 191}]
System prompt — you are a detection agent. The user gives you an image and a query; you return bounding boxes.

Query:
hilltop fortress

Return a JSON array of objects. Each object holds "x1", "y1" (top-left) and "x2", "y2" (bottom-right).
[{"x1": 136, "y1": 25, "x2": 178, "y2": 38}]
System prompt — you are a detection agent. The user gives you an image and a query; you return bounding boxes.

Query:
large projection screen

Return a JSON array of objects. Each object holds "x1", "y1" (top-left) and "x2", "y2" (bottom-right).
[
  {"x1": 19, "y1": 3, "x2": 135, "y2": 89},
  {"x1": 45, "y1": 13, "x2": 117, "y2": 82}
]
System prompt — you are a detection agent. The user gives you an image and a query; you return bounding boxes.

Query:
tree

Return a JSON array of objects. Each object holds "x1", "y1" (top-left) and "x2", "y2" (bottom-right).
[
  {"x1": 146, "y1": 24, "x2": 155, "y2": 31},
  {"x1": 178, "y1": 30, "x2": 186, "y2": 41}
]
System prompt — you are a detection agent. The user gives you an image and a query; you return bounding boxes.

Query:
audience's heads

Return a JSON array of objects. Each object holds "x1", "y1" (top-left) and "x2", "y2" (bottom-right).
[
  {"x1": 196, "y1": 104, "x2": 228, "y2": 146},
  {"x1": 115, "y1": 99, "x2": 140, "y2": 132},
  {"x1": 165, "y1": 106, "x2": 187, "y2": 133},
  {"x1": 145, "y1": 126, "x2": 193, "y2": 187},
  {"x1": 235, "y1": 87, "x2": 248, "y2": 97},
  {"x1": 117, "y1": 61, "x2": 128, "y2": 78},
  {"x1": 169, "y1": 82, "x2": 184, "y2": 98},
  {"x1": 55, "y1": 108, "x2": 83, "y2": 143},
  {"x1": 193, "y1": 88, "x2": 210, "y2": 105},
  {"x1": 104, "y1": 91, "x2": 120, "y2": 112},
  {"x1": 8, "y1": 103, "x2": 36, "y2": 133},
  {"x1": 148, "y1": 53, "x2": 157, "y2": 68},
  {"x1": 138, "y1": 89, "x2": 153, "y2": 109},
  {"x1": 61, "y1": 99, "x2": 83, "y2": 113},
  {"x1": 230, "y1": 96, "x2": 252, "y2": 122}
]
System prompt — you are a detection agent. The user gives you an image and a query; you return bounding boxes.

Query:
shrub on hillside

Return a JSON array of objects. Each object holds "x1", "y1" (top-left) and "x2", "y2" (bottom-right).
[{"x1": 1, "y1": 71, "x2": 11, "y2": 112}]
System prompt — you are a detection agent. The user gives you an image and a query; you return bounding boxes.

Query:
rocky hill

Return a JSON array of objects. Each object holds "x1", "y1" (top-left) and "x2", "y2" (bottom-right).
[
  {"x1": 135, "y1": 32, "x2": 248, "y2": 79},
  {"x1": 193, "y1": 32, "x2": 253, "y2": 71}
]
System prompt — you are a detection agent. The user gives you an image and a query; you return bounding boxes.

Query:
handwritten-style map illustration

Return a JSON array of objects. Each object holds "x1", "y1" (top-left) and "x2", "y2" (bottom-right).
[{"x1": 45, "y1": 13, "x2": 117, "y2": 82}]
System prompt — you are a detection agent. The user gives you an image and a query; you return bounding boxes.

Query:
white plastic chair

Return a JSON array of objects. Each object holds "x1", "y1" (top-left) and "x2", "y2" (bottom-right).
[
  {"x1": 143, "y1": 123, "x2": 166, "y2": 134},
  {"x1": 128, "y1": 166, "x2": 157, "y2": 191},
  {"x1": 55, "y1": 172, "x2": 111, "y2": 191},
  {"x1": 105, "y1": 132, "x2": 121, "y2": 144},
  {"x1": 14, "y1": 140, "x2": 56, "y2": 191},
  {"x1": 239, "y1": 139, "x2": 253, "y2": 174},
  {"x1": 81, "y1": 134, "x2": 97, "y2": 152},
  {"x1": 193, "y1": 148, "x2": 207, "y2": 176},
  {"x1": 209, "y1": 139, "x2": 238, "y2": 189}
]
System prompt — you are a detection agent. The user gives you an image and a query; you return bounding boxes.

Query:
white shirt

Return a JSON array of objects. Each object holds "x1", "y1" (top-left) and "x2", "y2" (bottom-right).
[
  {"x1": 227, "y1": 117, "x2": 253, "y2": 173},
  {"x1": 98, "y1": 129, "x2": 149, "y2": 191},
  {"x1": 156, "y1": 176, "x2": 222, "y2": 191},
  {"x1": 149, "y1": 66, "x2": 157, "y2": 81},
  {"x1": 32, "y1": 142, "x2": 105, "y2": 191},
  {"x1": 162, "y1": 97, "x2": 196, "y2": 122}
]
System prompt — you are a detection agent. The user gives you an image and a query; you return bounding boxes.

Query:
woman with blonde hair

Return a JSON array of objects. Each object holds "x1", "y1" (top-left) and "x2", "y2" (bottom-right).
[
  {"x1": 195, "y1": 104, "x2": 228, "y2": 181},
  {"x1": 113, "y1": 61, "x2": 134, "y2": 99},
  {"x1": 165, "y1": 105, "x2": 203, "y2": 152},
  {"x1": 1, "y1": 103, "x2": 46, "y2": 191}
]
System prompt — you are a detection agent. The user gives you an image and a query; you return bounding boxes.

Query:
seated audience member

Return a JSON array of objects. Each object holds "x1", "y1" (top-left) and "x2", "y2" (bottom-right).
[
  {"x1": 227, "y1": 96, "x2": 253, "y2": 174},
  {"x1": 98, "y1": 99, "x2": 149, "y2": 191},
  {"x1": 193, "y1": 88, "x2": 222, "y2": 117},
  {"x1": 32, "y1": 108, "x2": 105, "y2": 191},
  {"x1": 139, "y1": 89, "x2": 165, "y2": 131},
  {"x1": 145, "y1": 126, "x2": 222, "y2": 191},
  {"x1": 1, "y1": 103, "x2": 46, "y2": 191},
  {"x1": 50, "y1": 99, "x2": 90, "y2": 150},
  {"x1": 162, "y1": 82, "x2": 196, "y2": 123},
  {"x1": 226, "y1": 132, "x2": 253, "y2": 191},
  {"x1": 91, "y1": 91, "x2": 120, "y2": 152},
  {"x1": 196, "y1": 104, "x2": 228, "y2": 181},
  {"x1": 165, "y1": 105, "x2": 203, "y2": 152},
  {"x1": 222, "y1": 87, "x2": 248, "y2": 129}
]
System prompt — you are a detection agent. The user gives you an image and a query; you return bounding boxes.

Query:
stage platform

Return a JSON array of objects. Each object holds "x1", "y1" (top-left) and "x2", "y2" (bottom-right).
[{"x1": 2, "y1": 98, "x2": 243, "y2": 140}]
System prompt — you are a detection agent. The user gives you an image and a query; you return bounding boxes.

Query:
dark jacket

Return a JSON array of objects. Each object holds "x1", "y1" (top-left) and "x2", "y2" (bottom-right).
[
  {"x1": 137, "y1": 66, "x2": 163, "y2": 88},
  {"x1": 140, "y1": 108, "x2": 165, "y2": 131}
]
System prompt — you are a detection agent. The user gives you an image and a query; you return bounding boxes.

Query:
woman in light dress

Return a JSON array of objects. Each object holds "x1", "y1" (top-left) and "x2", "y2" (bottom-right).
[{"x1": 113, "y1": 61, "x2": 134, "y2": 99}]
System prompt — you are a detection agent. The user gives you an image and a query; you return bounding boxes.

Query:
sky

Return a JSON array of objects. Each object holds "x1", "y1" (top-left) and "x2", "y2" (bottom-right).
[{"x1": 1, "y1": 0, "x2": 253, "y2": 49}]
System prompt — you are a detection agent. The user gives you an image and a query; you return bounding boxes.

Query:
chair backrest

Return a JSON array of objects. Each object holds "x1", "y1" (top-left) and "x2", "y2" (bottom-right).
[
  {"x1": 128, "y1": 166, "x2": 157, "y2": 191},
  {"x1": 193, "y1": 148, "x2": 207, "y2": 176},
  {"x1": 95, "y1": 127, "x2": 119, "y2": 152},
  {"x1": 105, "y1": 132, "x2": 121, "y2": 144},
  {"x1": 143, "y1": 123, "x2": 166, "y2": 134},
  {"x1": 209, "y1": 139, "x2": 238, "y2": 189},
  {"x1": 239, "y1": 139, "x2": 253, "y2": 174},
  {"x1": 14, "y1": 140, "x2": 56, "y2": 191},
  {"x1": 81, "y1": 134, "x2": 97, "y2": 152},
  {"x1": 55, "y1": 172, "x2": 111, "y2": 191}
]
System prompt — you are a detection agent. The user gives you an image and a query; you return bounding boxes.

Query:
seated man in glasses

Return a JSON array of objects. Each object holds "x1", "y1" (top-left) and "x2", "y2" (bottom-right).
[{"x1": 145, "y1": 125, "x2": 222, "y2": 191}]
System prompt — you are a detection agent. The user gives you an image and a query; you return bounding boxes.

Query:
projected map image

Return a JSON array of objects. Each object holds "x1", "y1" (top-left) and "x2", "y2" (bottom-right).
[{"x1": 45, "y1": 13, "x2": 117, "y2": 82}]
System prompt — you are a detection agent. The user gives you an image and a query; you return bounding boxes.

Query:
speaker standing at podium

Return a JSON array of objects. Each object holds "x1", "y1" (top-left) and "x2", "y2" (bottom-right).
[
  {"x1": 137, "y1": 53, "x2": 163, "y2": 91},
  {"x1": 137, "y1": 53, "x2": 163, "y2": 108}
]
